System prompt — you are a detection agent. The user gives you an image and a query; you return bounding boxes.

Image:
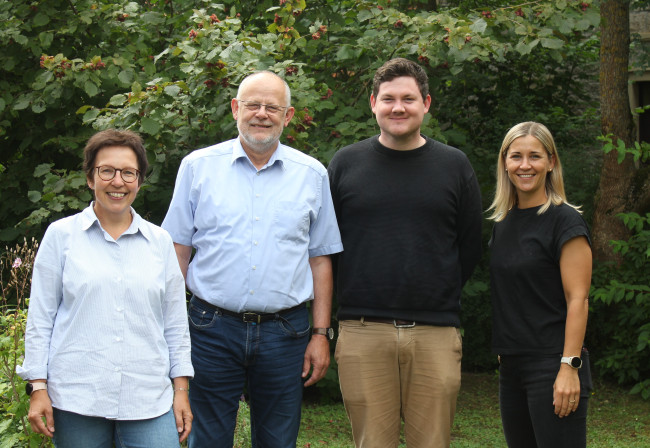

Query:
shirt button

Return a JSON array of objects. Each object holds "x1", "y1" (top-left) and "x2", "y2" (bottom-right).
[
  {"x1": 256, "y1": 172, "x2": 260, "y2": 176},
  {"x1": 252, "y1": 265, "x2": 257, "y2": 270},
  {"x1": 250, "y1": 290, "x2": 255, "y2": 295},
  {"x1": 115, "y1": 337, "x2": 122, "y2": 342},
  {"x1": 255, "y1": 194, "x2": 261, "y2": 198},
  {"x1": 253, "y1": 241, "x2": 258, "y2": 245},
  {"x1": 116, "y1": 307, "x2": 123, "y2": 312},
  {"x1": 255, "y1": 217, "x2": 260, "y2": 221},
  {"x1": 114, "y1": 367, "x2": 120, "y2": 372}
]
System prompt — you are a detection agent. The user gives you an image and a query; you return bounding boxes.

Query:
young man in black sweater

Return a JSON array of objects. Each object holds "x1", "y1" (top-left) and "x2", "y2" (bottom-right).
[{"x1": 328, "y1": 58, "x2": 483, "y2": 448}]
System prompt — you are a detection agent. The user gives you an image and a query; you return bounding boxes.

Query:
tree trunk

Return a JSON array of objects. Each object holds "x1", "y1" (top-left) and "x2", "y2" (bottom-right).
[{"x1": 592, "y1": 0, "x2": 636, "y2": 262}]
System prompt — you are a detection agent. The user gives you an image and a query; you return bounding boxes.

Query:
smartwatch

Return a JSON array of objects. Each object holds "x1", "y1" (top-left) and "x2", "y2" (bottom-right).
[
  {"x1": 312, "y1": 327, "x2": 334, "y2": 340},
  {"x1": 560, "y1": 356, "x2": 583, "y2": 369},
  {"x1": 25, "y1": 382, "x2": 47, "y2": 396}
]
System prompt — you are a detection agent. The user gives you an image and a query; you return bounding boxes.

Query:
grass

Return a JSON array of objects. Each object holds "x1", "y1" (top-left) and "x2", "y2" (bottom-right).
[{"x1": 233, "y1": 372, "x2": 650, "y2": 447}]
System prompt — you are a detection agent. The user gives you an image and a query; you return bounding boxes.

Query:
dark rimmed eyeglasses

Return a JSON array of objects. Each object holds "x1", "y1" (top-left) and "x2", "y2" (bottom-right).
[
  {"x1": 95, "y1": 166, "x2": 140, "y2": 183},
  {"x1": 237, "y1": 100, "x2": 288, "y2": 115}
]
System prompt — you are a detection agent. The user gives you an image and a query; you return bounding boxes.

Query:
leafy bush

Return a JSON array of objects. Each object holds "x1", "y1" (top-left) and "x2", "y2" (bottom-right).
[
  {"x1": 0, "y1": 238, "x2": 52, "y2": 447},
  {"x1": 589, "y1": 212, "x2": 650, "y2": 400}
]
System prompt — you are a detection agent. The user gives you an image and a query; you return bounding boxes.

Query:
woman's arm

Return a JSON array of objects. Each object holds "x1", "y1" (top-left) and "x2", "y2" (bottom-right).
[
  {"x1": 162, "y1": 237, "x2": 194, "y2": 441},
  {"x1": 172, "y1": 376, "x2": 192, "y2": 443},
  {"x1": 553, "y1": 235, "x2": 592, "y2": 418}
]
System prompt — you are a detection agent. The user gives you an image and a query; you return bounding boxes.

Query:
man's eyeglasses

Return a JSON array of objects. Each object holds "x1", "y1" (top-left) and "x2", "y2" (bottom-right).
[
  {"x1": 95, "y1": 166, "x2": 140, "y2": 183},
  {"x1": 237, "y1": 100, "x2": 288, "y2": 115}
]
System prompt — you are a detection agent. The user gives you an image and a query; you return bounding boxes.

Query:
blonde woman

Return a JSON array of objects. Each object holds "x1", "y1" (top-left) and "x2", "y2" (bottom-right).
[{"x1": 487, "y1": 122, "x2": 592, "y2": 447}]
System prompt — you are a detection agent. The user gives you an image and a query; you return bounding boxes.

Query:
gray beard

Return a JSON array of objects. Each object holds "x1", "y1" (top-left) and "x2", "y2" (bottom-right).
[{"x1": 238, "y1": 123, "x2": 283, "y2": 154}]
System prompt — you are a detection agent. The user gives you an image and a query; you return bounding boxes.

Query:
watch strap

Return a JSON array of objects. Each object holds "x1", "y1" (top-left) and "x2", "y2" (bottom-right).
[
  {"x1": 560, "y1": 356, "x2": 582, "y2": 369},
  {"x1": 312, "y1": 327, "x2": 334, "y2": 340},
  {"x1": 27, "y1": 382, "x2": 48, "y2": 395}
]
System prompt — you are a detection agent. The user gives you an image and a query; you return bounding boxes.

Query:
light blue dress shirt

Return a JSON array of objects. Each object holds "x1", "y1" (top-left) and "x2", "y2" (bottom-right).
[
  {"x1": 17, "y1": 205, "x2": 194, "y2": 420},
  {"x1": 162, "y1": 138, "x2": 343, "y2": 313}
]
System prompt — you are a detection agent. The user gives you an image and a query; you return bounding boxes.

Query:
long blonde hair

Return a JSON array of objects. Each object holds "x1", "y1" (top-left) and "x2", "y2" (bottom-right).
[{"x1": 487, "y1": 121, "x2": 580, "y2": 222}]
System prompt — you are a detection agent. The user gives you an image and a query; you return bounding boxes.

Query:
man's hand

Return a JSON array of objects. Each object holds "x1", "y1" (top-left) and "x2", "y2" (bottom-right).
[
  {"x1": 28, "y1": 390, "x2": 55, "y2": 437},
  {"x1": 302, "y1": 335, "x2": 331, "y2": 387}
]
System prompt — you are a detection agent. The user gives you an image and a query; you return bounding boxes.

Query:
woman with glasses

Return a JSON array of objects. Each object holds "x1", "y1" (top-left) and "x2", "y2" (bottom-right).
[
  {"x1": 18, "y1": 129, "x2": 194, "y2": 448},
  {"x1": 487, "y1": 122, "x2": 592, "y2": 447}
]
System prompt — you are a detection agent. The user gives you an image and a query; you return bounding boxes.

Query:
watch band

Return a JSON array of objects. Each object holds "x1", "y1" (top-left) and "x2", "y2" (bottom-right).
[
  {"x1": 26, "y1": 382, "x2": 48, "y2": 395},
  {"x1": 560, "y1": 356, "x2": 582, "y2": 369},
  {"x1": 312, "y1": 327, "x2": 334, "y2": 340}
]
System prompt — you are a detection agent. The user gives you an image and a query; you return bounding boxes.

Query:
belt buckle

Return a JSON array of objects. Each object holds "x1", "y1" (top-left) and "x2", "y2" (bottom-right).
[
  {"x1": 393, "y1": 320, "x2": 416, "y2": 328},
  {"x1": 242, "y1": 312, "x2": 261, "y2": 324}
]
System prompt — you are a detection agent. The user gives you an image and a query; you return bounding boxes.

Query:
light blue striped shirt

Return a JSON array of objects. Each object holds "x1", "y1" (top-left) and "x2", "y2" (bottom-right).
[
  {"x1": 17, "y1": 205, "x2": 193, "y2": 420},
  {"x1": 162, "y1": 138, "x2": 343, "y2": 313}
]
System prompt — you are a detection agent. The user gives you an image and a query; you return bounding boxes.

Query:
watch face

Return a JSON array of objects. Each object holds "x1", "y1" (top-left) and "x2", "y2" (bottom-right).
[
  {"x1": 571, "y1": 357, "x2": 582, "y2": 368},
  {"x1": 25, "y1": 382, "x2": 33, "y2": 396},
  {"x1": 327, "y1": 328, "x2": 334, "y2": 340}
]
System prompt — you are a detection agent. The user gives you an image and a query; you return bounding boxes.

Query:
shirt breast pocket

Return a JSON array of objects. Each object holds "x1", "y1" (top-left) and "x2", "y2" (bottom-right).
[{"x1": 273, "y1": 202, "x2": 310, "y2": 244}]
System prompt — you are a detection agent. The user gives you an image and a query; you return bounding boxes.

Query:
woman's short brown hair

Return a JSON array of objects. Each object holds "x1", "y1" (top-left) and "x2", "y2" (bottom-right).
[{"x1": 83, "y1": 129, "x2": 148, "y2": 186}]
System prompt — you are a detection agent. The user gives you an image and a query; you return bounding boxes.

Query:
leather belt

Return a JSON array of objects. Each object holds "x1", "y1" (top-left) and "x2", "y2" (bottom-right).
[
  {"x1": 192, "y1": 296, "x2": 305, "y2": 324},
  {"x1": 361, "y1": 317, "x2": 417, "y2": 328}
]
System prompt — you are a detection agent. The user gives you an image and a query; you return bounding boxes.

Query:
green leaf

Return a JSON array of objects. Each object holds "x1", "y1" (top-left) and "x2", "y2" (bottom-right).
[
  {"x1": 84, "y1": 80, "x2": 99, "y2": 97},
  {"x1": 31, "y1": 100, "x2": 46, "y2": 113},
  {"x1": 358, "y1": 10, "x2": 374, "y2": 22},
  {"x1": 109, "y1": 94, "x2": 127, "y2": 106},
  {"x1": 32, "y1": 70, "x2": 54, "y2": 90},
  {"x1": 336, "y1": 44, "x2": 357, "y2": 60},
  {"x1": 27, "y1": 191, "x2": 42, "y2": 203},
  {"x1": 33, "y1": 12, "x2": 50, "y2": 27},
  {"x1": 118, "y1": 70, "x2": 134, "y2": 85},
  {"x1": 470, "y1": 18, "x2": 487, "y2": 34},
  {"x1": 13, "y1": 95, "x2": 31, "y2": 110},
  {"x1": 39, "y1": 32, "x2": 53, "y2": 48},
  {"x1": 154, "y1": 47, "x2": 170, "y2": 64},
  {"x1": 34, "y1": 164, "x2": 53, "y2": 177},
  {"x1": 82, "y1": 108, "x2": 100, "y2": 123},
  {"x1": 0, "y1": 433, "x2": 21, "y2": 448},
  {"x1": 540, "y1": 38, "x2": 564, "y2": 49},
  {"x1": 164, "y1": 85, "x2": 182, "y2": 97},
  {"x1": 141, "y1": 117, "x2": 161, "y2": 135}
]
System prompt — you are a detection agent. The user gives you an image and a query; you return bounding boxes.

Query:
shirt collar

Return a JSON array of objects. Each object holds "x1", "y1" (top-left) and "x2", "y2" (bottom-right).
[
  {"x1": 80, "y1": 203, "x2": 151, "y2": 241},
  {"x1": 231, "y1": 137, "x2": 286, "y2": 171}
]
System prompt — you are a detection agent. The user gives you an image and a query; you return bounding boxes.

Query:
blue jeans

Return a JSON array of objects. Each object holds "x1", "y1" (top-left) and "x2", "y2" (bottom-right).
[
  {"x1": 187, "y1": 296, "x2": 310, "y2": 448},
  {"x1": 52, "y1": 408, "x2": 179, "y2": 448},
  {"x1": 499, "y1": 349, "x2": 592, "y2": 448}
]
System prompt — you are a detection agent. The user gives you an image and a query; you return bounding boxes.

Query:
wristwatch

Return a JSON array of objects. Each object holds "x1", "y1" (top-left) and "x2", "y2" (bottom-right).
[
  {"x1": 312, "y1": 327, "x2": 334, "y2": 340},
  {"x1": 25, "y1": 382, "x2": 47, "y2": 396},
  {"x1": 560, "y1": 356, "x2": 583, "y2": 369}
]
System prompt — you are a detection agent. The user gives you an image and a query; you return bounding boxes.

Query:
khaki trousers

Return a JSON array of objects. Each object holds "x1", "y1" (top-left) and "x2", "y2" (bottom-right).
[{"x1": 335, "y1": 319, "x2": 462, "y2": 448}]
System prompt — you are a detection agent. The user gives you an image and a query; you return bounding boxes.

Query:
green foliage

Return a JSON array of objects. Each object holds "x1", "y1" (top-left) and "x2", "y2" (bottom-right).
[
  {"x1": 0, "y1": 0, "x2": 608, "y2": 379},
  {"x1": 599, "y1": 133, "x2": 650, "y2": 164},
  {"x1": 0, "y1": 0, "x2": 603, "y2": 238},
  {"x1": 0, "y1": 238, "x2": 51, "y2": 448},
  {"x1": 590, "y1": 212, "x2": 650, "y2": 399}
]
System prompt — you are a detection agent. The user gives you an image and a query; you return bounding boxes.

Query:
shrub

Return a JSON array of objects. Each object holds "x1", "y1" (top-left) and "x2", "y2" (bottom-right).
[
  {"x1": 0, "y1": 238, "x2": 52, "y2": 447},
  {"x1": 589, "y1": 212, "x2": 650, "y2": 399}
]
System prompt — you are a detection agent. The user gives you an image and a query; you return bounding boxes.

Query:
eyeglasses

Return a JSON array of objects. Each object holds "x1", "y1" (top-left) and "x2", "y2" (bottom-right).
[
  {"x1": 95, "y1": 166, "x2": 140, "y2": 183},
  {"x1": 237, "y1": 100, "x2": 288, "y2": 115}
]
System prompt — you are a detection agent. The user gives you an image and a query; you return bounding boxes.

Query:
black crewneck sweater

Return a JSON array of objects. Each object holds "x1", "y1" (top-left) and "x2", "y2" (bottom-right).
[{"x1": 328, "y1": 135, "x2": 483, "y2": 326}]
